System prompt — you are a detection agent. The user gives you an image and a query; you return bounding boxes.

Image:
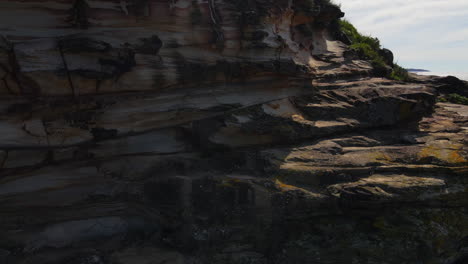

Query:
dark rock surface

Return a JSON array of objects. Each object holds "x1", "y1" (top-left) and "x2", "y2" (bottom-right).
[
  {"x1": 379, "y1": 48, "x2": 394, "y2": 66},
  {"x1": 436, "y1": 76, "x2": 468, "y2": 96},
  {"x1": 0, "y1": 1, "x2": 467, "y2": 264}
]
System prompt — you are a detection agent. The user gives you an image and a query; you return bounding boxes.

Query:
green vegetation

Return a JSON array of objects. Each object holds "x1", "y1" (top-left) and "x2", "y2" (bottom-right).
[
  {"x1": 439, "y1": 94, "x2": 468, "y2": 105},
  {"x1": 340, "y1": 20, "x2": 381, "y2": 51},
  {"x1": 390, "y1": 64, "x2": 409, "y2": 81},
  {"x1": 339, "y1": 19, "x2": 410, "y2": 81}
]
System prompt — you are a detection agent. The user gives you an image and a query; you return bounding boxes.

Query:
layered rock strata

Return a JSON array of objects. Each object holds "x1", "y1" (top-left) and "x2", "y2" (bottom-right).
[{"x1": 0, "y1": 1, "x2": 467, "y2": 264}]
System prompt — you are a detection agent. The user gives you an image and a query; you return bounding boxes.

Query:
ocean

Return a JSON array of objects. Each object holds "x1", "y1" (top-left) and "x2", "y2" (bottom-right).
[{"x1": 415, "y1": 71, "x2": 468, "y2": 81}]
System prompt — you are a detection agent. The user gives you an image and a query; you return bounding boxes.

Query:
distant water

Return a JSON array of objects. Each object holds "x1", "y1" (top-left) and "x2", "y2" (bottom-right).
[{"x1": 415, "y1": 71, "x2": 468, "y2": 81}]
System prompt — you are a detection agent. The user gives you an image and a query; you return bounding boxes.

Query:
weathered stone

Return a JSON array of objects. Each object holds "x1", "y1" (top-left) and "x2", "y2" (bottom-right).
[
  {"x1": 2, "y1": 149, "x2": 49, "y2": 169},
  {"x1": 19, "y1": 216, "x2": 154, "y2": 252},
  {"x1": 0, "y1": 249, "x2": 9, "y2": 263},
  {"x1": 59, "y1": 37, "x2": 111, "y2": 53},
  {"x1": 90, "y1": 128, "x2": 189, "y2": 157},
  {"x1": 111, "y1": 247, "x2": 184, "y2": 264},
  {"x1": 0, "y1": 1, "x2": 467, "y2": 264}
]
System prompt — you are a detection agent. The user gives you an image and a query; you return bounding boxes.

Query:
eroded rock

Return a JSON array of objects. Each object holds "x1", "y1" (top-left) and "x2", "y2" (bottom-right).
[{"x1": 0, "y1": 1, "x2": 467, "y2": 264}]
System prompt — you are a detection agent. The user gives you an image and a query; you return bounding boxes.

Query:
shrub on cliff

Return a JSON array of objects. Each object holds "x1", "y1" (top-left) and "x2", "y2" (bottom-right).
[
  {"x1": 439, "y1": 93, "x2": 468, "y2": 105},
  {"x1": 390, "y1": 64, "x2": 409, "y2": 81},
  {"x1": 339, "y1": 19, "x2": 409, "y2": 81},
  {"x1": 340, "y1": 20, "x2": 381, "y2": 50}
]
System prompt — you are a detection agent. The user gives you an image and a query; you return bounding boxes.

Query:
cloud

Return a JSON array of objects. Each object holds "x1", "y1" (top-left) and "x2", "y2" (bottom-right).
[{"x1": 337, "y1": 0, "x2": 468, "y2": 71}]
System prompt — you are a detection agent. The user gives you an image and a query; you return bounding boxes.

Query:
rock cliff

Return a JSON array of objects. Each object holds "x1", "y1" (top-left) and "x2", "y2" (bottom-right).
[{"x1": 0, "y1": 1, "x2": 467, "y2": 264}]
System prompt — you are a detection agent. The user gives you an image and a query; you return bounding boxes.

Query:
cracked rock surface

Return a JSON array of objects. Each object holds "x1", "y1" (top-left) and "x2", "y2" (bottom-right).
[{"x1": 0, "y1": 1, "x2": 467, "y2": 264}]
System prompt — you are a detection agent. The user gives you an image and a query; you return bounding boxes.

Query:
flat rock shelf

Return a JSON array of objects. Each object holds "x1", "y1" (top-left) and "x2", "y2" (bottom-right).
[{"x1": 0, "y1": 1, "x2": 467, "y2": 264}]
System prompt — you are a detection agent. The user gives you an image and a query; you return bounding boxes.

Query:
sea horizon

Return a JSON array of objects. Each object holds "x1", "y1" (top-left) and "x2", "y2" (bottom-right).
[{"x1": 414, "y1": 71, "x2": 468, "y2": 81}]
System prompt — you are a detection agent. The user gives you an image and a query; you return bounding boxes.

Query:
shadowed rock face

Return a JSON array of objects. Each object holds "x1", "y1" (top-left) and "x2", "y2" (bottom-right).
[{"x1": 0, "y1": 1, "x2": 467, "y2": 264}]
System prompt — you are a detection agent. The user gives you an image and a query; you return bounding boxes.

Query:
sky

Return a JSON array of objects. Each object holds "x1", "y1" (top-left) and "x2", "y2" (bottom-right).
[{"x1": 337, "y1": 0, "x2": 468, "y2": 74}]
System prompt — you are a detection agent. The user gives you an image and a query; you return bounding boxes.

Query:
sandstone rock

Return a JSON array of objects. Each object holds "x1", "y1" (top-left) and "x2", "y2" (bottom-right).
[
  {"x1": 0, "y1": 249, "x2": 10, "y2": 263},
  {"x1": 90, "y1": 128, "x2": 190, "y2": 157},
  {"x1": 24, "y1": 217, "x2": 131, "y2": 252},
  {"x1": 327, "y1": 174, "x2": 447, "y2": 202},
  {"x1": 111, "y1": 247, "x2": 184, "y2": 264},
  {"x1": 0, "y1": 1, "x2": 467, "y2": 264},
  {"x1": 2, "y1": 149, "x2": 49, "y2": 169}
]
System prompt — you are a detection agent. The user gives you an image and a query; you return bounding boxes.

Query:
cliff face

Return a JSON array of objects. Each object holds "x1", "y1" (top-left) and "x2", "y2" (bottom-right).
[{"x1": 0, "y1": 1, "x2": 467, "y2": 264}]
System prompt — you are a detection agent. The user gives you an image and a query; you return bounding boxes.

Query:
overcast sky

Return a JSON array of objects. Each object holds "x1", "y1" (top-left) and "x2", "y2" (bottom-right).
[{"x1": 337, "y1": 0, "x2": 468, "y2": 73}]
